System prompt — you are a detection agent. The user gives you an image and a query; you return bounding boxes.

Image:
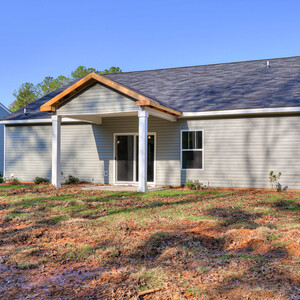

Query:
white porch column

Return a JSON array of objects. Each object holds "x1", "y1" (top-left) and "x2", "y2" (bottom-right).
[
  {"x1": 52, "y1": 115, "x2": 61, "y2": 188},
  {"x1": 138, "y1": 108, "x2": 149, "y2": 192}
]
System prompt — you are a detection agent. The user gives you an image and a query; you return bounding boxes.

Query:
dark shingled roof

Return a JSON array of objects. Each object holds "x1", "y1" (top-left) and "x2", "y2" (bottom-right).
[{"x1": 3, "y1": 56, "x2": 300, "y2": 120}]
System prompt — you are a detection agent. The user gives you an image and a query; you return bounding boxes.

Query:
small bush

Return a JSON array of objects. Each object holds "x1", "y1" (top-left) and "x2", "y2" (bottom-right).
[
  {"x1": 185, "y1": 180, "x2": 204, "y2": 190},
  {"x1": 64, "y1": 175, "x2": 80, "y2": 184},
  {"x1": 7, "y1": 176, "x2": 20, "y2": 185},
  {"x1": 34, "y1": 177, "x2": 50, "y2": 185},
  {"x1": 269, "y1": 171, "x2": 288, "y2": 192},
  {"x1": 0, "y1": 173, "x2": 3, "y2": 183}
]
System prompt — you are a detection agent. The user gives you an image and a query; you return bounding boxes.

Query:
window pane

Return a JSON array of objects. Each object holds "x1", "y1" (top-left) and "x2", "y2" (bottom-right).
[
  {"x1": 196, "y1": 131, "x2": 203, "y2": 149},
  {"x1": 182, "y1": 151, "x2": 202, "y2": 169},
  {"x1": 188, "y1": 131, "x2": 195, "y2": 149},
  {"x1": 182, "y1": 132, "x2": 188, "y2": 149},
  {"x1": 182, "y1": 131, "x2": 197, "y2": 149}
]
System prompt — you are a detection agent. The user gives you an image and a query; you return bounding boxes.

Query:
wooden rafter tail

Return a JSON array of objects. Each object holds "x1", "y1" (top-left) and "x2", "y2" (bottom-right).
[
  {"x1": 136, "y1": 100, "x2": 181, "y2": 116},
  {"x1": 41, "y1": 106, "x2": 56, "y2": 112}
]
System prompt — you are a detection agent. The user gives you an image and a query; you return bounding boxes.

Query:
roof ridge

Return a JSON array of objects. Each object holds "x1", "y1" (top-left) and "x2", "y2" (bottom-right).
[{"x1": 105, "y1": 55, "x2": 300, "y2": 75}]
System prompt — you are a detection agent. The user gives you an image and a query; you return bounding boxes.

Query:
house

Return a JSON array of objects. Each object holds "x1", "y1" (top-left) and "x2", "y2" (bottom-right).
[
  {"x1": 0, "y1": 103, "x2": 10, "y2": 175},
  {"x1": 1, "y1": 56, "x2": 300, "y2": 191}
]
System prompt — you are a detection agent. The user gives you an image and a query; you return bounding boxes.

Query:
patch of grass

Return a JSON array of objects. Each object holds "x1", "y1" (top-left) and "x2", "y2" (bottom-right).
[
  {"x1": 131, "y1": 267, "x2": 168, "y2": 290},
  {"x1": 37, "y1": 215, "x2": 67, "y2": 225},
  {"x1": 238, "y1": 254, "x2": 266, "y2": 261},
  {"x1": 186, "y1": 287, "x2": 205, "y2": 297},
  {"x1": 16, "y1": 262, "x2": 38, "y2": 270},
  {"x1": 266, "y1": 232, "x2": 283, "y2": 241},
  {"x1": 63, "y1": 244, "x2": 96, "y2": 261},
  {"x1": 218, "y1": 254, "x2": 232, "y2": 260},
  {"x1": 197, "y1": 265, "x2": 211, "y2": 274},
  {"x1": 95, "y1": 245, "x2": 120, "y2": 262}
]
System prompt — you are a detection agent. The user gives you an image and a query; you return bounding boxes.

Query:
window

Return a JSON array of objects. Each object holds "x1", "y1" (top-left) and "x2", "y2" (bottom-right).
[{"x1": 181, "y1": 130, "x2": 203, "y2": 169}]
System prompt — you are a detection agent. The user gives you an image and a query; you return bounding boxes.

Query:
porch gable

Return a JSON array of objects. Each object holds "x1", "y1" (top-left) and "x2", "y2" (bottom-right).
[{"x1": 57, "y1": 83, "x2": 138, "y2": 115}]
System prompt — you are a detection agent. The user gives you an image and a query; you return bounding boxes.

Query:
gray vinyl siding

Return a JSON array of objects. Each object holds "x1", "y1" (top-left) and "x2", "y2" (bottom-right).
[
  {"x1": 5, "y1": 124, "x2": 102, "y2": 182},
  {"x1": 5, "y1": 125, "x2": 52, "y2": 180},
  {"x1": 179, "y1": 116, "x2": 300, "y2": 189},
  {"x1": 57, "y1": 83, "x2": 138, "y2": 115},
  {"x1": 0, "y1": 107, "x2": 10, "y2": 174},
  {"x1": 5, "y1": 115, "x2": 300, "y2": 189}
]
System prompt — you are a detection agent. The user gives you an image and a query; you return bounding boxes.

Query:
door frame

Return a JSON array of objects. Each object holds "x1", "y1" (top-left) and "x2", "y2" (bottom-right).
[{"x1": 113, "y1": 132, "x2": 156, "y2": 186}]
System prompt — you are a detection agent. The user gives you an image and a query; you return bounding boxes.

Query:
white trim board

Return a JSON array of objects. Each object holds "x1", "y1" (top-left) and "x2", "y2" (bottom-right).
[
  {"x1": 0, "y1": 103, "x2": 11, "y2": 114},
  {"x1": 180, "y1": 107, "x2": 300, "y2": 118},
  {"x1": 3, "y1": 106, "x2": 300, "y2": 125},
  {"x1": 0, "y1": 117, "x2": 82, "y2": 124},
  {"x1": 180, "y1": 129, "x2": 204, "y2": 171}
]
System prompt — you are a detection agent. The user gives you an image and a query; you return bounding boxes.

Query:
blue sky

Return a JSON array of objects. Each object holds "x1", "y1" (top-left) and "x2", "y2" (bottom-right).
[{"x1": 1, "y1": 0, "x2": 300, "y2": 109}]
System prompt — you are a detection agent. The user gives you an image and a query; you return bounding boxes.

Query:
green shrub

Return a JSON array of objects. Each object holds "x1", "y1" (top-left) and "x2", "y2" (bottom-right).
[
  {"x1": 0, "y1": 173, "x2": 3, "y2": 183},
  {"x1": 34, "y1": 177, "x2": 50, "y2": 185},
  {"x1": 64, "y1": 175, "x2": 80, "y2": 184},
  {"x1": 7, "y1": 176, "x2": 20, "y2": 185},
  {"x1": 184, "y1": 180, "x2": 204, "y2": 190}
]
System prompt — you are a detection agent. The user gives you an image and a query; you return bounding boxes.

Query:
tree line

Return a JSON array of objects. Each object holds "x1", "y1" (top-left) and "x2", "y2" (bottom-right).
[{"x1": 9, "y1": 66, "x2": 122, "y2": 112}]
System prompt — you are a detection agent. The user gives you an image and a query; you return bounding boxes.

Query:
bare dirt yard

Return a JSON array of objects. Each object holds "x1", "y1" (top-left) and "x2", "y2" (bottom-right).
[{"x1": 0, "y1": 184, "x2": 299, "y2": 299}]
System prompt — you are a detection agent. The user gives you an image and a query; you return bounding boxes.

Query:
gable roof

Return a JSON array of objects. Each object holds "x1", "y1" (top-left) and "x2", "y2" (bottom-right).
[
  {"x1": 40, "y1": 73, "x2": 181, "y2": 116},
  {"x1": 3, "y1": 56, "x2": 300, "y2": 121}
]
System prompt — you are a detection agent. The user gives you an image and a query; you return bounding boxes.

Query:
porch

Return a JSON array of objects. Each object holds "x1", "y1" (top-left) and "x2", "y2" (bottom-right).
[
  {"x1": 39, "y1": 73, "x2": 181, "y2": 192},
  {"x1": 51, "y1": 108, "x2": 178, "y2": 192}
]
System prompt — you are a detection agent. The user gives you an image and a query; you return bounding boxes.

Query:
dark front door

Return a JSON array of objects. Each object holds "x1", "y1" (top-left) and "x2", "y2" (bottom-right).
[
  {"x1": 116, "y1": 135, "x2": 134, "y2": 182},
  {"x1": 115, "y1": 134, "x2": 155, "y2": 183}
]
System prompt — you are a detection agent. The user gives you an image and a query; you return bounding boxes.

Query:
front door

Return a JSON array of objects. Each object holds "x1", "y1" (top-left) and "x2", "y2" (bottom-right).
[{"x1": 115, "y1": 134, "x2": 155, "y2": 184}]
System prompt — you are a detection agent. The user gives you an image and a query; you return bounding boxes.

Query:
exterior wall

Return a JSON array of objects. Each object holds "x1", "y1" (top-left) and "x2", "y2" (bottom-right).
[
  {"x1": 57, "y1": 83, "x2": 138, "y2": 115},
  {"x1": 0, "y1": 106, "x2": 10, "y2": 174},
  {"x1": 5, "y1": 125, "x2": 52, "y2": 180},
  {"x1": 179, "y1": 116, "x2": 300, "y2": 189},
  {"x1": 5, "y1": 115, "x2": 300, "y2": 189}
]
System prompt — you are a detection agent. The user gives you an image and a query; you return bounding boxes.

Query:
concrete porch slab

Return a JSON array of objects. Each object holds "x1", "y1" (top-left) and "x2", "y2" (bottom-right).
[{"x1": 80, "y1": 185, "x2": 164, "y2": 192}]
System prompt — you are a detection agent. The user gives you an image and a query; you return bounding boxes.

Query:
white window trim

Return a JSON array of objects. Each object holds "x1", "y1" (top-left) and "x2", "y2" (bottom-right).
[
  {"x1": 180, "y1": 129, "x2": 204, "y2": 171},
  {"x1": 113, "y1": 132, "x2": 156, "y2": 186}
]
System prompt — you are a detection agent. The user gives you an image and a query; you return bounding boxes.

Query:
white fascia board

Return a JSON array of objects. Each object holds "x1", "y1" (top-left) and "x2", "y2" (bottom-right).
[
  {"x1": 180, "y1": 107, "x2": 300, "y2": 118},
  {"x1": 145, "y1": 107, "x2": 177, "y2": 122},
  {"x1": 0, "y1": 117, "x2": 81, "y2": 124},
  {"x1": 0, "y1": 103, "x2": 11, "y2": 114}
]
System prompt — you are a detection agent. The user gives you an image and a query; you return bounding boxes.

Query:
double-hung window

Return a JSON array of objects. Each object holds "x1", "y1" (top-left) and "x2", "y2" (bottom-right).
[{"x1": 181, "y1": 130, "x2": 204, "y2": 169}]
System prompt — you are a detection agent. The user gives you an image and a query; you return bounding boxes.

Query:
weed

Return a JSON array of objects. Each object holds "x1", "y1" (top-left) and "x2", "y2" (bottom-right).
[
  {"x1": 185, "y1": 180, "x2": 205, "y2": 190},
  {"x1": 34, "y1": 177, "x2": 50, "y2": 185},
  {"x1": 64, "y1": 175, "x2": 80, "y2": 184},
  {"x1": 6, "y1": 176, "x2": 20, "y2": 185}
]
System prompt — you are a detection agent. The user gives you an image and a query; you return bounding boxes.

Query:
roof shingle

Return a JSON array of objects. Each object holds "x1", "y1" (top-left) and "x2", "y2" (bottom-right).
[{"x1": 3, "y1": 56, "x2": 300, "y2": 120}]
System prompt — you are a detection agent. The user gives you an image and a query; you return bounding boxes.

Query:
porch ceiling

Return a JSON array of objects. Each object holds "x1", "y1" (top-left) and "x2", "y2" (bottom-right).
[{"x1": 59, "y1": 108, "x2": 176, "y2": 124}]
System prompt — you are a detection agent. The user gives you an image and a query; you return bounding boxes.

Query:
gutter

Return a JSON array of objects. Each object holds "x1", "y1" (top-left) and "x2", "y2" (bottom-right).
[{"x1": 179, "y1": 107, "x2": 300, "y2": 118}]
